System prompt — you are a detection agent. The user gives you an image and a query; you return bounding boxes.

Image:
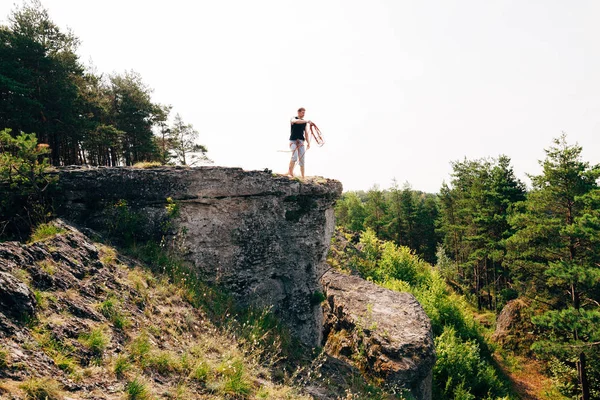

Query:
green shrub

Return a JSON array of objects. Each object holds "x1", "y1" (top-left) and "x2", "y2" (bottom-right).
[
  {"x1": 378, "y1": 241, "x2": 419, "y2": 283},
  {"x1": 0, "y1": 130, "x2": 56, "y2": 241},
  {"x1": 434, "y1": 326, "x2": 508, "y2": 399}
]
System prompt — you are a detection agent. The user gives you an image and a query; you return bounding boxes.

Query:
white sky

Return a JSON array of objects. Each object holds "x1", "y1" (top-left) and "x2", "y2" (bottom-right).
[{"x1": 2, "y1": 0, "x2": 599, "y2": 193}]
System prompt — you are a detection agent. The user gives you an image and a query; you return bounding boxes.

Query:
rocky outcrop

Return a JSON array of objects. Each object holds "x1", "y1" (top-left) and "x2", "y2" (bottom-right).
[
  {"x1": 322, "y1": 270, "x2": 435, "y2": 400},
  {"x1": 0, "y1": 272, "x2": 36, "y2": 333},
  {"x1": 53, "y1": 166, "x2": 342, "y2": 346},
  {"x1": 492, "y1": 298, "x2": 535, "y2": 352}
]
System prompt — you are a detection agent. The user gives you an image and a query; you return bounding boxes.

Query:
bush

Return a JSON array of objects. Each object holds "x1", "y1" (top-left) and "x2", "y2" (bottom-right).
[
  {"x1": 335, "y1": 231, "x2": 515, "y2": 399},
  {"x1": 378, "y1": 241, "x2": 418, "y2": 283},
  {"x1": 434, "y1": 326, "x2": 508, "y2": 399}
]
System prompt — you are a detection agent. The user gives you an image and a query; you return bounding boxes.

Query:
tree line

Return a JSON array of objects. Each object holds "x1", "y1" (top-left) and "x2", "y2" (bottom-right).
[
  {"x1": 335, "y1": 135, "x2": 600, "y2": 399},
  {"x1": 0, "y1": 0, "x2": 209, "y2": 167}
]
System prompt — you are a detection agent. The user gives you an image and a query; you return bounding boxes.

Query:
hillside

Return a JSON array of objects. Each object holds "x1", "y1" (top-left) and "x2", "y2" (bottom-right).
[{"x1": 0, "y1": 221, "x2": 320, "y2": 399}]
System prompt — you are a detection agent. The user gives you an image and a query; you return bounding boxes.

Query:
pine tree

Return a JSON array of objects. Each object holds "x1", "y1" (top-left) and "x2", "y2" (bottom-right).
[
  {"x1": 168, "y1": 114, "x2": 210, "y2": 166},
  {"x1": 507, "y1": 135, "x2": 600, "y2": 400}
]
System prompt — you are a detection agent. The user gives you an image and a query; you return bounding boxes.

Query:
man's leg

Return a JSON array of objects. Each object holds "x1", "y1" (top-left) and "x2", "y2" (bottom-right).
[
  {"x1": 288, "y1": 160, "x2": 295, "y2": 176},
  {"x1": 298, "y1": 141, "x2": 306, "y2": 178}
]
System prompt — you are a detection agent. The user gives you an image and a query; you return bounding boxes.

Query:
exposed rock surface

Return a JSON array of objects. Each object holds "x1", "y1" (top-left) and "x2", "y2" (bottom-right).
[
  {"x1": 492, "y1": 298, "x2": 535, "y2": 352},
  {"x1": 322, "y1": 270, "x2": 435, "y2": 400},
  {"x1": 53, "y1": 166, "x2": 342, "y2": 346}
]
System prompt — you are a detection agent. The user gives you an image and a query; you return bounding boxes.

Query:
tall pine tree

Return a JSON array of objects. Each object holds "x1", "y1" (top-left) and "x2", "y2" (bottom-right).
[{"x1": 507, "y1": 135, "x2": 600, "y2": 400}]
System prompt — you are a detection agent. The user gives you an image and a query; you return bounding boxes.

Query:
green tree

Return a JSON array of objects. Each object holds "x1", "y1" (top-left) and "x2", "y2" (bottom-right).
[
  {"x1": 364, "y1": 185, "x2": 389, "y2": 238},
  {"x1": 0, "y1": 129, "x2": 55, "y2": 238},
  {"x1": 168, "y1": 114, "x2": 210, "y2": 166},
  {"x1": 108, "y1": 71, "x2": 167, "y2": 165},
  {"x1": 1, "y1": 0, "x2": 85, "y2": 165},
  {"x1": 507, "y1": 135, "x2": 600, "y2": 400},
  {"x1": 438, "y1": 156, "x2": 525, "y2": 310},
  {"x1": 334, "y1": 192, "x2": 366, "y2": 232}
]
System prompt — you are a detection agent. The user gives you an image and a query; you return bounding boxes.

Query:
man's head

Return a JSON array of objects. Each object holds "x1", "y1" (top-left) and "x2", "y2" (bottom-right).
[{"x1": 297, "y1": 107, "x2": 306, "y2": 118}]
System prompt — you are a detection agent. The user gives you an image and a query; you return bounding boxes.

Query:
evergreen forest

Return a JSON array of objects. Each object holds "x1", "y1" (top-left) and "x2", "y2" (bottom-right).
[{"x1": 335, "y1": 135, "x2": 600, "y2": 399}]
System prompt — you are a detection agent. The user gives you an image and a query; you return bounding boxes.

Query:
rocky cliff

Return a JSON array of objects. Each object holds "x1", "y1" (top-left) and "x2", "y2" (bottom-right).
[
  {"x1": 53, "y1": 167, "x2": 342, "y2": 347},
  {"x1": 38, "y1": 166, "x2": 437, "y2": 399}
]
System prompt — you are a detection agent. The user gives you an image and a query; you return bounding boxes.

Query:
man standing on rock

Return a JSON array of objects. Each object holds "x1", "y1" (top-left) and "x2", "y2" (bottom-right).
[{"x1": 288, "y1": 107, "x2": 311, "y2": 179}]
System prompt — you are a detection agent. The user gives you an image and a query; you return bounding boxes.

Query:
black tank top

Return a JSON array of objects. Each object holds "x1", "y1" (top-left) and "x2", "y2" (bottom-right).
[{"x1": 290, "y1": 117, "x2": 306, "y2": 140}]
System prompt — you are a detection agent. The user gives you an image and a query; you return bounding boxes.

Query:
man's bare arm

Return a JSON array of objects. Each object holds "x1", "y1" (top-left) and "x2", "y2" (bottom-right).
[{"x1": 304, "y1": 126, "x2": 311, "y2": 148}]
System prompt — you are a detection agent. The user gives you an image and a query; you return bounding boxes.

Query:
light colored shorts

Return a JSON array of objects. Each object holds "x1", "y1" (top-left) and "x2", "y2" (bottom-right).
[{"x1": 289, "y1": 140, "x2": 306, "y2": 167}]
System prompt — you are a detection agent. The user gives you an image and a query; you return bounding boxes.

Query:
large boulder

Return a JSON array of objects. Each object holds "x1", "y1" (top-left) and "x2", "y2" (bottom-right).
[
  {"x1": 321, "y1": 270, "x2": 435, "y2": 400},
  {"x1": 0, "y1": 271, "x2": 36, "y2": 326},
  {"x1": 492, "y1": 298, "x2": 535, "y2": 352}
]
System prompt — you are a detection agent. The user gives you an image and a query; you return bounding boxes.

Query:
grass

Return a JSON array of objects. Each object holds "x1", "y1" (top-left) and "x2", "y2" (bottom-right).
[
  {"x1": 132, "y1": 161, "x2": 162, "y2": 169},
  {"x1": 114, "y1": 354, "x2": 131, "y2": 379},
  {"x1": 29, "y1": 223, "x2": 66, "y2": 243},
  {"x1": 98, "y1": 297, "x2": 130, "y2": 330},
  {"x1": 0, "y1": 348, "x2": 7, "y2": 369},
  {"x1": 32, "y1": 326, "x2": 78, "y2": 374},
  {"x1": 38, "y1": 260, "x2": 57, "y2": 275},
  {"x1": 146, "y1": 350, "x2": 181, "y2": 375},
  {"x1": 98, "y1": 244, "x2": 118, "y2": 265},
  {"x1": 216, "y1": 357, "x2": 253, "y2": 397},
  {"x1": 126, "y1": 240, "x2": 301, "y2": 364},
  {"x1": 125, "y1": 376, "x2": 152, "y2": 399},
  {"x1": 80, "y1": 326, "x2": 109, "y2": 360},
  {"x1": 19, "y1": 377, "x2": 62, "y2": 400},
  {"x1": 11, "y1": 268, "x2": 31, "y2": 285},
  {"x1": 54, "y1": 353, "x2": 77, "y2": 374},
  {"x1": 191, "y1": 360, "x2": 210, "y2": 383},
  {"x1": 129, "y1": 332, "x2": 151, "y2": 362}
]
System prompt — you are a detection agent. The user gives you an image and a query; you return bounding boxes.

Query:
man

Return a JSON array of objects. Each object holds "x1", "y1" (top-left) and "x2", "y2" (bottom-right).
[{"x1": 288, "y1": 107, "x2": 311, "y2": 178}]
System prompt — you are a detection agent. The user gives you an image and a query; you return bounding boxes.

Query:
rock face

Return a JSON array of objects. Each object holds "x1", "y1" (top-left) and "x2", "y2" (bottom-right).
[
  {"x1": 322, "y1": 270, "x2": 435, "y2": 400},
  {"x1": 0, "y1": 272, "x2": 36, "y2": 331},
  {"x1": 53, "y1": 166, "x2": 342, "y2": 346},
  {"x1": 492, "y1": 298, "x2": 534, "y2": 352}
]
